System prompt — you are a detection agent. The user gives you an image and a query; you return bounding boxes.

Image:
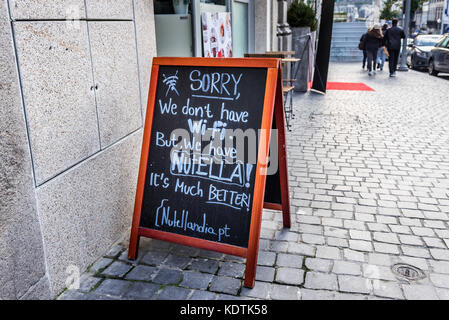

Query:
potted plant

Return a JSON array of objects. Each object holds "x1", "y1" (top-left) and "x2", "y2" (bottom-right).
[{"x1": 287, "y1": 0, "x2": 318, "y2": 92}]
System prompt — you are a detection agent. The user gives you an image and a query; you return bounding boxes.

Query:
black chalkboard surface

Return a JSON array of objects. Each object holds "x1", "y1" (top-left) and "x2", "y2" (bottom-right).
[{"x1": 139, "y1": 65, "x2": 267, "y2": 248}]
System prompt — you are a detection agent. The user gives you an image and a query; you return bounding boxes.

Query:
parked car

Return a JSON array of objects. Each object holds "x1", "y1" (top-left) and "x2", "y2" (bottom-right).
[
  {"x1": 406, "y1": 35, "x2": 443, "y2": 69},
  {"x1": 428, "y1": 34, "x2": 449, "y2": 76}
]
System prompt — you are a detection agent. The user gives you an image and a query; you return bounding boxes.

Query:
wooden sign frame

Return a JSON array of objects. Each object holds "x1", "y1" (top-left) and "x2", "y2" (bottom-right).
[{"x1": 128, "y1": 57, "x2": 290, "y2": 288}]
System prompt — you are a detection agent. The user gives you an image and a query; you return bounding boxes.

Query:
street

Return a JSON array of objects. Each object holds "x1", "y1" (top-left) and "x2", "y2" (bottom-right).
[{"x1": 59, "y1": 62, "x2": 449, "y2": 300}]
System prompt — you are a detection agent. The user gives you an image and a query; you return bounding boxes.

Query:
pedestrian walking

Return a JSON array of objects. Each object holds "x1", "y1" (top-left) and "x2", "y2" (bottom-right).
[
  {"x1": 384, "y1": 18, "x2": 405, "y2": 77},
  {"x1": 376, "y1": 24, "x2": 389, "y2": 70},
  {"x1": 359, "y1": 29, "x2": 369, "y2": 69},
  {"x1": 363, "y1": 24, "x2": 384, "y2": 76}
]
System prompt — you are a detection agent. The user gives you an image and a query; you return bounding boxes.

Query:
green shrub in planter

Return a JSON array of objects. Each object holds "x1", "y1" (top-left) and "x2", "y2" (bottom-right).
[{"x1": 287, "y1": 0, "x2": 317, "y2": 31}]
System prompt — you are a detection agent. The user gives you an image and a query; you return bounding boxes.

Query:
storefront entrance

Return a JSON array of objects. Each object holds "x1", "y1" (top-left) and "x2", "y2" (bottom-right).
[{"x1": 154, "y1": 0, "x2": 254, "y2": 57}]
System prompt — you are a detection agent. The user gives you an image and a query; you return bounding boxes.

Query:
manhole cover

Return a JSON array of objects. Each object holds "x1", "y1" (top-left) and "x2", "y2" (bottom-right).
[{"x1": 391, "y1": 264, "x2": 426, "y2": 281}]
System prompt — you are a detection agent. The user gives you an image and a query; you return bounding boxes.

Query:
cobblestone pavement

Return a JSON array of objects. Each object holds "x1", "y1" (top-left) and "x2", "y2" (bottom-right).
[{"x1": 59, "y1": 63, "x2": 449, "y2": 300}]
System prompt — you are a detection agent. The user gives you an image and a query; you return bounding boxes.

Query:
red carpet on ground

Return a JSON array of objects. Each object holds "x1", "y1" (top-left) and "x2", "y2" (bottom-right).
[{"x1": 307, "y1": 81, "x2": 375, "y2": 91}]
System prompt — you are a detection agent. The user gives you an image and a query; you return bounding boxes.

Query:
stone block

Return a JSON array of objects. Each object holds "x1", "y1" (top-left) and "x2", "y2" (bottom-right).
[
  {"x1": 1, "y1": 3, "x2": 51, "y2": 299},
  {"x1": 14, "y1": 21, "x2": 100, "y2": 183},
  {"x1": 9, "y1": 0, "x2": 86, "y2": 19},
  {"x1": 155, "y1": 286, "x2": 191, "y2": 300},
  {"x1": 179, "y1": 271, "x2": 213, "y2": 290},
  {"x1": 124, "y1": 282, "x2": 160, "y2": 300},
  {"x1": 88, "y1": 21, "x2": 142, "y2": 147},
  {"x1": 304, "y1": 272, "x2": 338, "y2": 291},
  {"x1": 275, "y1": 268, "x2": 305, "y2": 285},
  {"x1": 101, "y1": 261, "x2": 132, "y2": 277},
  {"x1": 86, "y1": 0, "x2": 133, "y2": 19},
  {"x1": 125, "y1": 265, "x2": 157, "y2": 281},
  {"x1": 152, "y1": 269, "x2": 183, "y2": 285},
  {"x1": 209, "y1": 276, "x2": 241, "y2": 295},
  {"x1": 35, "y1": 130, "x2": 141, "y2": 295}
]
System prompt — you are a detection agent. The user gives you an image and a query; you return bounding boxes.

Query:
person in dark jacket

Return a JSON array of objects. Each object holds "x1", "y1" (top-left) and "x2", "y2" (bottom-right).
[
  {"x1": 363, "y1": 24, "x2": 384, "y2": 76},
  {"x1": 383, "y1": 18, "x2": 405, "y2": 77},
  {"x1": 360, "y1": 31, "x2": 368, "y2": 69}
]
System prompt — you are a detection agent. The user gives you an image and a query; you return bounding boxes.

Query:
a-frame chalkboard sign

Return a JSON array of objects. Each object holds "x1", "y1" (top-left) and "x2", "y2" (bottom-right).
[{"x1": 128, "y1": 57, "x2": 290, "y2": 288}]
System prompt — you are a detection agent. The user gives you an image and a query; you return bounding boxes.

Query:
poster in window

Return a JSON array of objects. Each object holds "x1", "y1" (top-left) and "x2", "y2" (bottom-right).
[{"x1": 201, "y1": 12, "x2": 232, "y2": 58}]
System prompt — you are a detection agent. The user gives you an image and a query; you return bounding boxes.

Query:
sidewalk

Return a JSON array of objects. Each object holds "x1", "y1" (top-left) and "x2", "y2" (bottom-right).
[{"x1": 59, "y1": 63, "x2": 449, "y2": 300}]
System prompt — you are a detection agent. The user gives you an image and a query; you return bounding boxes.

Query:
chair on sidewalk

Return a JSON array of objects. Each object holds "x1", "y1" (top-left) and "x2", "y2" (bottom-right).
[{"x1": 244, "y1": 51, "x2": 301, "y2": 131}]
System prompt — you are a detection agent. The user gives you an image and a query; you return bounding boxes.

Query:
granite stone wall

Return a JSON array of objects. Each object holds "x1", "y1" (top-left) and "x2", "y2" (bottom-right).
[{"x1": 0, "y1": 0, "x2": 156, "y2": 298}]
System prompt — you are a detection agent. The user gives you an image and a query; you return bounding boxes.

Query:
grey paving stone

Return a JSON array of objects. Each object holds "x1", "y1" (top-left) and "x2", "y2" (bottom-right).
[
  {"x1": 372, "y1": 280, "x2": 404, "y2": 300},
  {"x1": 373, "y1": 242, "x2": 400, "y2": 255},
  {"x1": 430, "y1": 248, "x2": 449, "y2": 261},
  {"x1": 362, "y1": 264, "x2": 396, "y2": 281},
  {"x1": 270, "y1": 284, "x2": 301, "y2": 300},
  {"x1": 209, "y1": 276, "x2": 241, "y2": 295},
  {"x1": 350, "y1": 230, "x2": 372, "y2": 241},
  {"x1": 152, "y1": 268, "x2": 183, "y2": 285},
  {"x1": 124, "y1": 282, "x2": 161, "y2": 300},
  {"x1": 105, "y1": 245, "x2": 124, "y2": 258},
  {"x1": 189, "y1": 290, "x2": 218, "y2": 300},
  {"x1": 140, "y1": 251, "x2": 169, "y2": 266},
  {"x1": 216, "y1": 294, "x2": 245, "y2": 300},
  {"x1": 429, "y1": 273, "x2": 449, "y2": 289},
  {"x1": 429, "y1": 260, "x2": 449, "y2": 274},
  {"x1": 396, "y1": 256, "x2": 429, "y2": 271},
  {"x1": 324, "y1": 226, "x2": 348, "y2": 238},
  {"x1": 288, "y1": 242, "x2": 316, "y2": 256},
  {"x1": 436, "y1": 288, "x2": 449, "y2": 300},
  {"x1": 59, "y1": 290, "x2": 94, "y2": 300},
  {"x1": 338, "y1": 275, "x2": 372, "y2": 294},
  {"x1": 402, "y1": 284, "x2": 439, "y2": 300},
  {"x1": 163, "y1": 254, "x2": 192, "y2": 269},
  {"x1": 125, "y1": 265, "x2": 157, "y2": 281},
  {"x1": 275, "y1": 268, "x2": 305, "y2": 285},
  {"x1": 300, "y1": 288, "x2": 335, "y2": 300},
  {"x1": 373, "y1": 232, "x2": 400, "y2": 244},
  {"x1": 305, "y1": 258, "x2": 333, "y2": 272},
  {"x1": 188, "y1": 258, "x2": 220, "y2": 274},
  {"x1": 276, "y1": 253, "x2": 304, "y2": 268},
  {"x1": 179, "y1": 271, "x2": 213, "y2": 290},
  {"x1": 155, "y1": 286, "x2": 191, "y2": 300},
  {"x1": 304, "y1": 272, "x2": 338, "y2": 291},
  {"x1": 423, "y1": 237, "x2": 446, "y2": 248},
  {"x1": 95, "y1": 279, "x2": 132, "y2": 296},
  {"x1": 327, "y1": 237, "x2": 349, "y2": 248},
  {"x1": 101, "y1": 261, "x2": 133, "y2": 278},
  {"x1": 257, "y1": 251, "x2": 276, "y2": 266},
  {"x1": 301, "y1": 233, "x2": 326, "y2": 245},
  {"x1": 255, "y1": 266, "x2": 276, "y2": 282},
  {"x1": 90, "y1": 257, "x2": 114, "y2": 273},
  {"x1": 217, "y1": 262, "x2": 246, "y2": 278},
  {"x1": 343, "y1": 249, "x2": 366, "y2": 262},
  {"x1": 332, "y1": 260, "x2": 362, "y2": 276},
  {"x1": 316, "y1": 246, "x2": 341, "y2": 260},
  {"x1": 398, "y1": 234, "x2": 424, "y2": 246},
  {"x1": 401, "y1": 246, "x2": 431, "y2": 258},
  {"x1": 349, "y1": 239, "x2": 373, "y2": 252},
  {"x1": 240, "y1": 281, "x2": 270, "y2": 299},
  {"x1": 78, "y1": 275, "x2": 102, "y2": 293}
]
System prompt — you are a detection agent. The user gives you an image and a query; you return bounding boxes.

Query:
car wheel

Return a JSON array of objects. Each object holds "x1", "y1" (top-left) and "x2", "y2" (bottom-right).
[
  {"x1": 410, "y1": 56, "x2": 416, "y2": 69},
  {"x1": 428, "y1": 59, "x2": 439, "y2": 76}
]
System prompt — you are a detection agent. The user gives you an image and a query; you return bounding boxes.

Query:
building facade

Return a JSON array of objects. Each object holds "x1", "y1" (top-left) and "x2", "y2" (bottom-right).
[{"x1": 427, "y1": 0, "x2": 445, "y2": 32}]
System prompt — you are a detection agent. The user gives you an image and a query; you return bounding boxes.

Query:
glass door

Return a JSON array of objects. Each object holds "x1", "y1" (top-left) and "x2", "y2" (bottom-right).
[
  {"x1": 232, "y1": 0, "x2": 254, "y2": 57},
  {"x1": 232, "y1": 0, "x2": 248, "y2": 57}
]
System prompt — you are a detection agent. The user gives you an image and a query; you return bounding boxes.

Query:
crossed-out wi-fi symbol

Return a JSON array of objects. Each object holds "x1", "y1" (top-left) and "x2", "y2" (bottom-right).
[{"x1": 162, "y1": 71, "x2": 180, "y2": 97}]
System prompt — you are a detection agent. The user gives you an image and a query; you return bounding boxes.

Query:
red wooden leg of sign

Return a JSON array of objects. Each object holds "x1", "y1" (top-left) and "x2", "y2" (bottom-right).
[
  {"x1": 244, "y1": 67, "x2": 278, "y2": 288},
  {"x1": 275, "y1": 69, "x2": 291, "y2": 229}
]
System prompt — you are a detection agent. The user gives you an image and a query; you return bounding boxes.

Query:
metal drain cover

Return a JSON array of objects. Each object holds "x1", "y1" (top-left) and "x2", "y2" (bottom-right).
[{"x1": 391, "y1": 264, "x2": 426, "y2": 281}]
